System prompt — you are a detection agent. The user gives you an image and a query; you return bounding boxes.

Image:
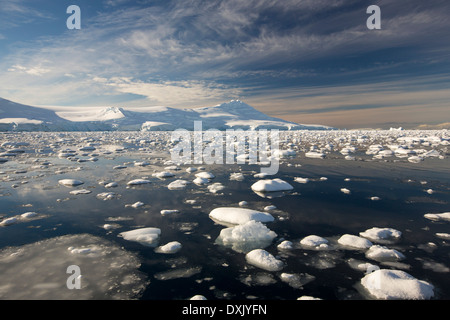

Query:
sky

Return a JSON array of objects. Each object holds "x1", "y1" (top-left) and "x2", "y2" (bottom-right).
[{"x1": 0, "y1": 0, "x2": 449, "y2": 129}]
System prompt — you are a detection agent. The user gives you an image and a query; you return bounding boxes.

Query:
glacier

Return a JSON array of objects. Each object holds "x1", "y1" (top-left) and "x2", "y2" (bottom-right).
[{"x1": 0, "y1": 97, "x2": 332, "y2": 131}]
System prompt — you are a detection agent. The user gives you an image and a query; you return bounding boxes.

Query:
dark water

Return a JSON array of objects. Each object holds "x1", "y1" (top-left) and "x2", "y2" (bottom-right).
[{"x1": 0, "y1": 131, "x2": 449, "y2": 300}]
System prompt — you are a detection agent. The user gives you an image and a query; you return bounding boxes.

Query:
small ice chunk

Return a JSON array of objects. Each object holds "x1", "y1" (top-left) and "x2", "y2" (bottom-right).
[
  {"x1": 193, "y1": 177, "x2": 210, "y2": 185},
  {"x1": 245, "y1": 249, "x2": 284, "y2": 272},
  {"x1": 195, "y1": 172, "x2": 215, "y2": 179},
  {"x1": 370, "y1": 196, "x2": 380, "y2": 201},
  {"x1": 424, "y1": 212, "x2": 450, "y2": 222},
  {"x1": 338, "y1": 234, "x2": 373, "y2": 249},
  {"x1": 305, "y1": 151, "x2": 325, "y2": 159},
  {"x1": 340, "y1": 188, "x2": 351, "y2": 194},
  {"x1": 359, "y1": 227, "x2": 402, "y2": 243},
  {"x1": 161, "y1": 209, "x2": 179, "y2": 215},
  {"x1": 297, "y1": 296, "x2": 322, "y2": 300},
  {"x1": 105, "y1": 182, "x2": 118, "y2": 188},
  {"x1": 215, "y1": 220, "x2": 277, "y2": 253},
  {"x1": 207, "y1": 182, "x2": 225, "y2": 194},
  {"x1": 264, "y1": 205, "x2": 276, "y2": 211},
  {"x1": 69, "y1": 189, "x2": 92, "y2": 195},
  {"x1": 127, "y1": 179, "x2": 151, "y2": 186},
  {"x1": 277, "y1": 240, "x2": 293, "y2": 250},
  {"x1": 0, "y1": 217, "x2": 18, "y2": 226},
  {"x1": 251, "y1": 178, "x2": 293, "y2": 193},
  {"x1": 186, "y1": 167, "x2": 198, "y2": 173},
  {"x1": 96, "y1": 192, "x2": 116, "y2": 200},
  {"x1": 118, "y1": 227, "x2": 161, "y2": 247},
  {"x1": 58, "y1": 179, "x2": 84, "y2": 187},
  {"x1": 189, "y1": 295, "x2": 207, "y2": 300},
  {"x1": 238, "y1": 201, "x2": 248, "y2": 207},
  {"x1": 155, "y1": 241, "x2": 182, "y2": 254},
  {"x1": 153, "y1": 171, "x2": 175, "y2": 179},
  {"x1": 20, "y1": 212, "x2": 38, "y2": 219},
  {"x1": 280, "y1": 273, "x2": 315, "y2": 289},
  {"x1": 294, "y1": 177, "x2": 309, "y2": 184},
  {"x1": 209, "y1": 207, "x2": 274, "y2": 226},
  {"x1": 360, "y1": 269, "x2": 434, "y2": 300},
  {"x1": 300, "y1": 235, "x2": 329, "y2": 249},
  {"x1": 127, "y1": 201, "x2": 144, "y2": 209},
  {"x1": 230, "y1": 172, "x2": 245, "y2": 181},
  {"x1": 365, "y1": 245, "x2": 405, "y2": 262},
  {"x1": 168, "y1": 179, "x2": 190, "y2": 190},
  {"x1": 436, "y1": 233, "x2": 450, "y2": 240}
]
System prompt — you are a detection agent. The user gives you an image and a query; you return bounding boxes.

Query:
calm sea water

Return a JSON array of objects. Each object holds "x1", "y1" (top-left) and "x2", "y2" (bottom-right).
[{"x1": 0, "y1": 131, "x2": 449, "y2": 300}]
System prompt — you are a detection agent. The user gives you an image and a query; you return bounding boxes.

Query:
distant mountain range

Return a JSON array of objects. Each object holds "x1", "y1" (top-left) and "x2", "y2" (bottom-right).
[{"x1": 0, "y1": 97, "x2": 332, "y2": 131}]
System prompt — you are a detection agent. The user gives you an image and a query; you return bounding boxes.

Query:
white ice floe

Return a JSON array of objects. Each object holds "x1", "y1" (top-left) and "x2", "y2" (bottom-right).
[
  {"x1": 20, "y1": 212, "x2": 38, "y2": 218},
  {"x1": 424, "y1": 212, "x2": 450, "y2": 222},
  {"x1": 360, "y1": 269, "x2": 434, "y2": 300},
  {"x1": 207, "y1": 182, "x2": 225, "y2": 194},
  {"x1": 189, "y1": 295, "x2": 207, "y2": 300},
  {"x1": 193, "y1": 177, "x2": 210, "y2": 185},
  {"x1": 297, "y1": 296, "x2": 322, "y2": 300},
  {"x1": 127, "y1": 179, "x2": 151, "y2": 186},
  {"x1": 338, "y1": 234, "x2": 373, "y2": 249},
  {"x1": 168, "y1": 179, "x2": 190, "y2": 190},
  {"x1": 347, "y1": 258, "x2": 380, "y2": 274},
  {"x1": 250, "y1": 178, "x2": 293, "y2": 193},
  {"x1": 155, "y1": 241, "x2": 182, "y2": 254},
  {"x1": 69, "y1": 189, "x2": 92, "y2": 195},
  {"x1": 230, "y1": 172, "x2": 245, "y2": 181},
  {"x1": 0, "y1": 234, "x2": 148, "y2": 299},
  {"x1": 365, "y1": 245, "x2": 405, "y2": 262},
  {"x1": 161, "y1": 209, "x2": 179, "y2": 215},
  {"x1": 300, "y1": 235, "x2": 329, "y2": 249},
  {"x1": 370, "y1": 196, "x2": 380, "y2": 201},
  {"x1": 96, "y1": 192, "x2": 117, "y2": 200},
  {"x1": 294, "y1": 177, "x2": 309, "y2": 184},
  {"x1": 245, "y1": 249, "x2": 284, "y2": 272},
  {"x1": 126, "y1": 201, "x2": 144, "y2": 209},
  {"x1": 118, "y1": 227, "x2": 161, "y2": 247},
  {"x1": 209, "y1": 207, "x2": 274, "y2": 226},
  {"x1": 277, "y1": 240, "x2": 294, "y2": 250},
  {"x1": 340, "y1": 188, "x2": 351, "y2": 194},
  {"x1": 58, "y1": 179, "x2": 84, "y2": 187},
  {"x1": 105, "y1": 182, "x2": 118, "y2": 188},
  {"x1": 195, "y1": 171, "x2": 215, "y2": 179},
  {"x1": 280, "y1": 273, "x2": 315, "y2": 289},
  {"x1": 0, "y1": 217, "x2": 18, "y2": 226},
  {"x1": 153, "y1": 171, "x2": 175, "y2": 179},
  {"x1": 215, "y1": 220, "x2": 277, "y2": 253},
  {"x1": 359, "y1": 227, "x2": 402, "y2": 243},
  {"x1": 305, "y1": 151, "x2": 325, "y2": 159}
]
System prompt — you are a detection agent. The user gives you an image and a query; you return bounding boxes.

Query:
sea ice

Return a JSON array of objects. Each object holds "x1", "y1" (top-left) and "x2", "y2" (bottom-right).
[
  {"x1": 294, "y1": 177, "x2": 309, "y2": 184},
  {"x1": 209, "y1": 207, "x2": 274, "y2": 226},
  {"x1": 58, "y1": 179, "x2": 84, "y2": 187},
  {"x1": 365, "y1": 245, "x2": 405, "y2": 262},
  {"x1": 0, "y1": 234, "x2": 148, "y2": 299},
  {"x1": 69, "y1": 189, "x2": 92, "y2": 195},
  {"x1": 359, "y1": 227, "x2": 402, "y2": 243},
  {"x1": 168, "y1": 179, "x2": 190, "y2": 190},
  {"x1": 153, "y1": 171, "x2": 175, "y2": 179},
  {"x1": 250, "y1": 178, "x2": 293, "y2": 193},
  {"x1": 0, "y1": 217, "x2": 18, "y2": 226},
  {"x1": 245, "y1": 249, "x2": 284, "y2": 272},
  {"x1": 340, "y1": 188, "x2": 351, "y2": 194},
  {"x1": 118, "y1": 227, "x2": 161, "y2": 247},
  {"x1": 424, "y1": 212, "x2": 450, "y2": 222},
  {"x1": 360, "y1": 269, "x2": 434, "y2": 300},
  {"x1": 160, "y1": 209, "x2": 179, "y2": 215},
  {"x1": 155, "y1": 241, "x2": 182, "y2": 254},
  {"x1": 300, "y1": 235, "x2": 329, "y2": 249},
  {"x1": 215, "y1": 220, "x2": 277, "y2": 253},
  {"x1": 277, "y1": 240, "x2": 293, "y2": 250},
  {"x1": 338, "y1": 234, "x2": 373, "y2": 249},
  {"x1": 207, "y1": 182, "x2": 225, "y2": 194},
  {"x1": 127, "y1": 179, "x2": 151, "y2": 186},
  {"x1": 195, "y1": 172, "x2": 215, "y2": 179}
]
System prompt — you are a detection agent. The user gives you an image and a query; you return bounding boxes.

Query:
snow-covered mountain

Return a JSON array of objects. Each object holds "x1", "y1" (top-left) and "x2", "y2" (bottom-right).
[{"x1": 0, "y1": 97, "x2": 332, "y2": 131}]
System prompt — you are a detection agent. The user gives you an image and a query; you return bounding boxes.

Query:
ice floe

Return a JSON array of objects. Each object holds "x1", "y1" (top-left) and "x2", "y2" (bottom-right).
[
  {"x1": 0, "y1": 234, "x2": 148, "y2": 299},
  {"x1": 359, "y1": 227, "x2": 402, "y2": 244},
  {"x1": 245, "y1": 249, "x2": 284, "y2": 271},
  {"x1": 127, "y1": 179, "x2": 151, "y2": 186},
  {"x1": 360, "y1": 269, "x2": 434, "y2": 300},
  {"x1": 209, "y1": 207, "x2": 274, "y2": 226},
  {"x1": 58, "y1": 179, "x2": 84, "y2": 187},
  {"x1": 300, "y1": 235, "x2": 329, "y2": 249},
  {"x1": 118, "y1": 227, "x2": 161, "y2": 247},
  {"x1": 155, "y1": 241, "x2": 182, "y2": 254},
  {"x1": 365, "y1": 245, "x2": 405, "y2": 262},
  {"x1": 250, "y1": 178, "x2": 293, "y2": 193},
  {"x1": 215, "y1": 220, "x2": 277, "y2": 253},
  {"x1": 338, "y1": 234, "x2": 373, "y2": 249},
  {"x1": 424, "y1": 212, "x2": 450, "y2": 222}
]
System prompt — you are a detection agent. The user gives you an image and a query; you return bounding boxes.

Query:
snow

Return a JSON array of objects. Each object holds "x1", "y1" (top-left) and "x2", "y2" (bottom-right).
[
  {"x1": 250, "y1": 178, "x2": 293, "y2": 193},
  {"x1": 69, "y1": 189, "x2": 92, "y2": 195},
  {"x1": 245, "y1": 249, "x2": 284, "y2": 272},
  {"x1": 58, "y1": 179, "x2": 84, "y2": 187},
  {"x1": 168, "y1": 179, "x2": 190, "y2": 190},
  {"x1": 209, "y1": 207, "x2": 274, "y2": 226},
  {"x1": 215, "y1": 220, "x2": 277, "y2": 253},
  {"x1": 277, "y1": 240, "x2": 294, "y2": 250},
  {"x1": 424, "y1": 212, "x2": 450, "y2": 222},
  {"x1": 118, "y1": 227, "x2": 161, "y2": 247},
  {"x1": 195, "y1": 171, "x2": 215, "y2": 179},
  {"x1": 161, "y1": 209, "x2": 179, "y2": 215},
  {"x1": 338, "y1": 234, "x2": 373, "y2": 249},
  {"x1": 360, "y1": 269, "x2": 434, "y2": 300}
]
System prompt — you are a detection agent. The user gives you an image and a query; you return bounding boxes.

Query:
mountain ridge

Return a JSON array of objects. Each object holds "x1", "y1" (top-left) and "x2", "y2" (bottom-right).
[{"x1": 0, "y1": 97, "x2": 333, "y2": 131}]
